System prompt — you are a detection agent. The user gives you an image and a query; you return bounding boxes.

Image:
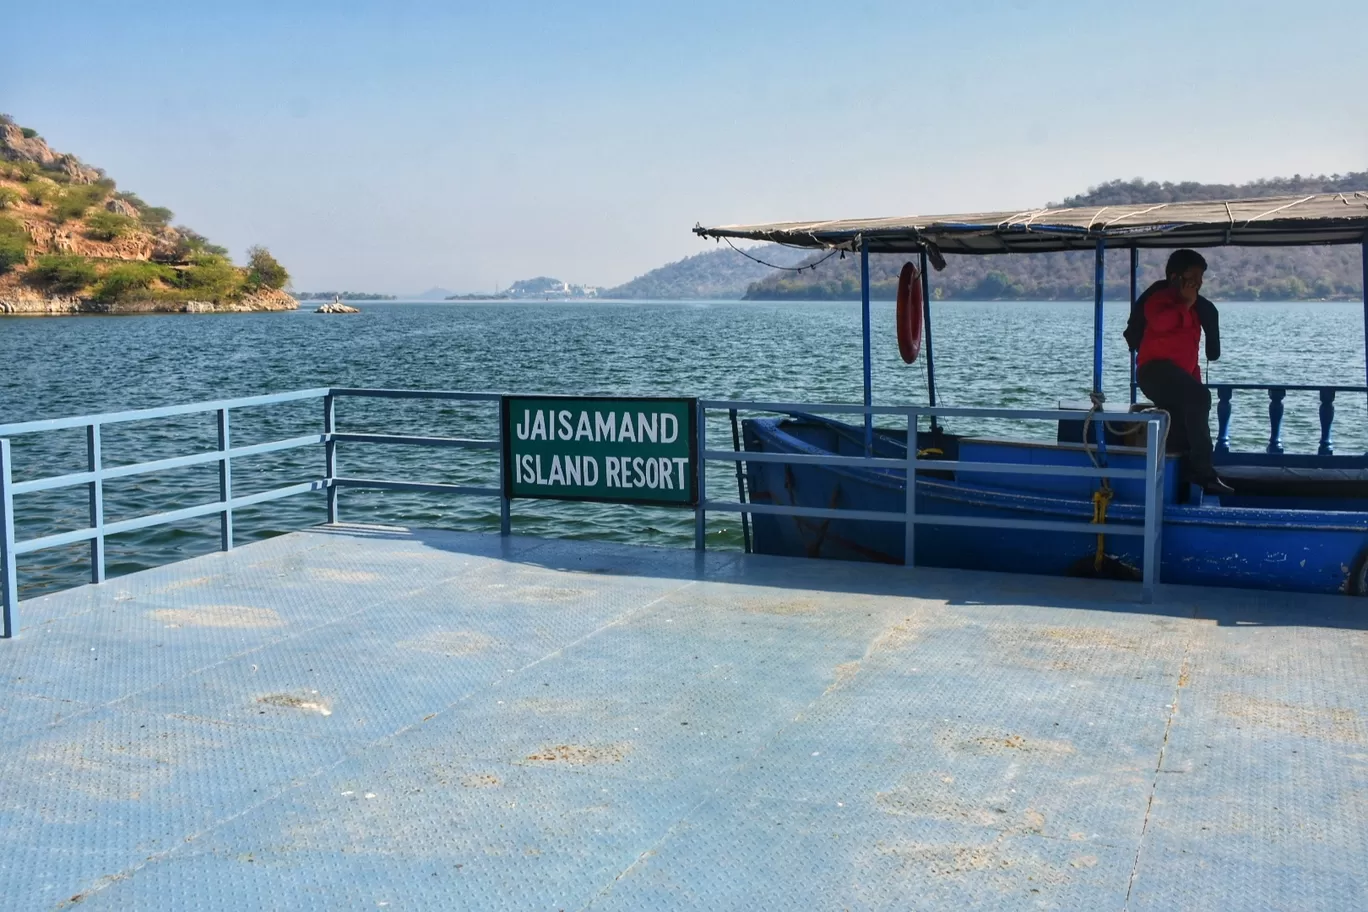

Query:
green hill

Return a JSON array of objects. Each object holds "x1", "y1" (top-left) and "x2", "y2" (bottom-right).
[
  {"x1": 742, "y1": 173, "x2": 1368, "y2": 302},
  {"x1": 599, "y1": 244, "x2": 811, "y2": 299}
]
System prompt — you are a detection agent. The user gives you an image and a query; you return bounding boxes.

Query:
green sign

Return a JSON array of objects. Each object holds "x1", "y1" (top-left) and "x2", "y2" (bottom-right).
[{"x1": 501, "y1": 396, "x2": 698, "y2": 506}]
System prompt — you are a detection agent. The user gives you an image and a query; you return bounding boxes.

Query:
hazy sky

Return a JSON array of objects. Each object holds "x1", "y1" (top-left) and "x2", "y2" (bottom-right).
[{"x1": 5, "y1": 0, "x2": 1366, "y2": 293}]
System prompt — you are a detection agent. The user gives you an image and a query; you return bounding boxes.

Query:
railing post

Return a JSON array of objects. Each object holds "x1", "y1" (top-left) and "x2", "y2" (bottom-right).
[
  {"x1": 1318, "y1": 389, "x2": 1336, "y2": 456},
  {"x1": 694, "y1": 401, "x2": 707, "y2": 551},
  {"x1": 860, "y1": 237, "x2": 873, "y2": 457},
  {"x1": 1267, "y1": 387, "x2": 1286, "y2": 455},
  {"x1": 324, "y1": 393, "x2": 339, "y2": 523},
  {"x1": 87, "y1": 424, "x2": 106, "y2": 582},
  {"x1": 498, "y1": 401, "x2": 511, "y2": 536},
  {"x1": 217, "y1": 408, "x2": 233, "y2": 551},
  {"x1": 1141, "y1": 414, "x2": 1162, "y2": 603},
  {"x1": 1092, "y1": 239, "x2": 1108, "y2": 465},
  {"x1": 1092, "y1": 238, "x2": 1105, "y2": 397},
  {"x1": 1, "y1": 439, "x2": 16, "y2": 638},
  {"x1": 904, "y1": 410, "x2": 917, "y2": 567},
  {"x1": 1215, "y1": 386, "x2": 1233, "y2": 454},
  {"x1": 1129, "y1": 247, "x2": 1139, "y2": 405}
]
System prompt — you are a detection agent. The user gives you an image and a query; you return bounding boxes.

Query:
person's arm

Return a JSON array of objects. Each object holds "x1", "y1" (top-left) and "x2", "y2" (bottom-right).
[{"x1": 1197, "y1": 297, "x2": 1220, "y2": 360}]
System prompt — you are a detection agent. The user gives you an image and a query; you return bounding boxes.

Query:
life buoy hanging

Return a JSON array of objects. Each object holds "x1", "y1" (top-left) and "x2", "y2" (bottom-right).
[{"x1": 896, "y1": 261, "x2": 924, "y2": 364}]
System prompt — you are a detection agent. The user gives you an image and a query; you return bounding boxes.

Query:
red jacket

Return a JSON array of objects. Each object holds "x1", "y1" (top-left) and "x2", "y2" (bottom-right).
[{"x1": 1137, "y1": 286, "x2": 1203, "y2": 381}]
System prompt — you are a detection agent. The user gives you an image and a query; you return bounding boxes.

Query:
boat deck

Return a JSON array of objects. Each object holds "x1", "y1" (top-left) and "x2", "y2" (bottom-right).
[{"x1": 3, "y1": 525, "x2": 1365, "y2": 910}]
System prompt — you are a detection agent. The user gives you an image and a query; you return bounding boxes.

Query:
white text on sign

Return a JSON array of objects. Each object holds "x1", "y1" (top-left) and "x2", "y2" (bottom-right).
[
  {"x1": 513, "y1": 454, "x2": 691, "y2": 490},
  {"x1": 514, "y1": 409, "x2": 680, "y2": 444}
]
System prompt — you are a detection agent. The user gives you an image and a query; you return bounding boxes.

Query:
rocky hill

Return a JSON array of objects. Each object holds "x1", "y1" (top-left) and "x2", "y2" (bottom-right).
[
  {"x1": 598, "y1": 244, "x2": 812, "y2": 299},
  {"x1": 741, "y1": 173, "x2": 1368, "y2": 302},
  {"x1": 0, "y1": 115, "x2": 295, "y2": 315}
]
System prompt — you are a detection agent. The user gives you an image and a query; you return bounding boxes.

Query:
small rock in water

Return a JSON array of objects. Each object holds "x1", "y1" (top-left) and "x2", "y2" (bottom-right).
[{"x1": 316, "y1": 302, "x2": 361, "y2": 314}]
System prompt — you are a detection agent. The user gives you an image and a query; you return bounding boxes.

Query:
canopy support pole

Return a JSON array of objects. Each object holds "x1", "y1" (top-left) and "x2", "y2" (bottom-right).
[
  {"x1": 860, "y1": 238, "x2": 873, "y2": 456},
  {"x1": 1093, "y1": 238, "x2": 1106, "y2": 396},
  {"x1": 1093, "y1": 239, "x2": 1108, "y2": 463},
  {"x1": 919, "y1": 247, "x2": 938, "y2": 431},
  {"x1": 1129, "y1": 247, "x2": 1139, "y2": 405}
]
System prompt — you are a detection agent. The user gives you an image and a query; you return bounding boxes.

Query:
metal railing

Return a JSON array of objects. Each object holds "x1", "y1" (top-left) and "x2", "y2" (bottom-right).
[
  {"x1": 1211, "y1": 384, "x2": 1368, "y2": 455},
  {"x1": 697, "y1": 401, "x2": 1169, "y2": 603},
  {"x1": 1, "y1": 389, "x2": 1170, "y2": 636},
  {"x1": 325, "y1": 388, "x2": 508, "y2": 532},
  {"x1": 0, "y1": 387, "x2": 509, "y2": 637},
  {"x1": 0, "y1": 388, "x2": 334, "y2": 636}
]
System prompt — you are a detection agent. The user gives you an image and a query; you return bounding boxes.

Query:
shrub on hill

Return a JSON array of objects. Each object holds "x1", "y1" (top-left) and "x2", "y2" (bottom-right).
[
  {"x1": 22, "y1": 180, "x2": 56, "y2": 205},
  {"x1": 139, "y1": 206, "x2": 174, "y2": 230},
  {"x1": 29, "y1": 254, "x2": 98, "y2": 293},
  {"x1": 93, "y1": 262, "x2": 176, "y2": 304},
  {"x1": 176, "y1": 254, "x2": 243, "y2": 300},
  {"x1": 84, "y1": 210, "x2": 135, "y2": 241},
  {"x1": 0, "y1": 187, "x2": 20, "y2": 210},
  {"x1": 0, "y1": 218, "x2": 28, "y2": 274},
  {"x1": 54, "y1": 184, "x2": 110, "y2": 222}
]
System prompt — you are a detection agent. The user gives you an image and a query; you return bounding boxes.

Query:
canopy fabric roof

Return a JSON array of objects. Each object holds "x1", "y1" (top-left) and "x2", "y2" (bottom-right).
[{"x1": 694, "y1": 193, "x2": 1368, "y2": 255}]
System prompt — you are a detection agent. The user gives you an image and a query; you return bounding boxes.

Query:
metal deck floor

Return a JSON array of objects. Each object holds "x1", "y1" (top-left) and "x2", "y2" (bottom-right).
[{"x1": 2, "y1": 525, "x2": 1365, "y2": 911}]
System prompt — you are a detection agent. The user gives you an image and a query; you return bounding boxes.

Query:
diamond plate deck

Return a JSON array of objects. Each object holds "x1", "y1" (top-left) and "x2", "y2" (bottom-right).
[{"x1": 2, "y1": 524, "x2": 1366, "y2": 910}]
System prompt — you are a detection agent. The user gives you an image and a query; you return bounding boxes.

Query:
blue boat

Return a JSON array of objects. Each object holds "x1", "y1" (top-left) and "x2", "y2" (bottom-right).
[{"x1": 696, "y1": 194, "x2": 1368, "y2": 595}]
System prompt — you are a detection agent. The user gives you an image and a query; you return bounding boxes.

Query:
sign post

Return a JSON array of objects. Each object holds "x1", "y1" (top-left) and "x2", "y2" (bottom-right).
[{"x1": 501, "y1": 396, "x2": 698, "y2": 506}]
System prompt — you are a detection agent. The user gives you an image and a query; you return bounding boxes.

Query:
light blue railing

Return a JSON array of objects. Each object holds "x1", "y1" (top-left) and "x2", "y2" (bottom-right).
[
  {"x1": 0, "y1": 388, "x2": 333, "y2": 638},
  {"x1": 0, "y1": 388, "x2": 509, "y2": 638},
  {"x1": 0, "y1": 390, "x2": 1170, "y2": 637},
  {"x1": 1211, "y1": 384, "x2": 1368, "y2": 455},
  {"x1": 324, "y1": 388, "x2": 508, "y2": 531},
  {"x1": 697, "y1": 401, "x2": 1168, "y2": 603}
]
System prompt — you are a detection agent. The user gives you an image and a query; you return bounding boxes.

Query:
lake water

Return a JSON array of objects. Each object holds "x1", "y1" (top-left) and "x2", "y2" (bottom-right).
[{"x1": 2, "y1": 299, "x2": 1364, "y2": 599}]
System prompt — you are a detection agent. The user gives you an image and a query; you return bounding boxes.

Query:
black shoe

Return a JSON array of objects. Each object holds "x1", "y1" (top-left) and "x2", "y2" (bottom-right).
[{"x1": 1201, "y1": 477, "x2": 1235, "y2": 496}]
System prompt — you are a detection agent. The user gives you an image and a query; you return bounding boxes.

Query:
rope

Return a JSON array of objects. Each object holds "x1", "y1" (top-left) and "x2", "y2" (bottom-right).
[
  {"x1": 722, "y1": 236, "x2": 841, "y2": 273},
  {"x1": 1079, "y1": 391, "x2": 1115, "y2": 568},
  {"x1": 1078, "y1": 390, "x2": 1171, "y2": 570}
]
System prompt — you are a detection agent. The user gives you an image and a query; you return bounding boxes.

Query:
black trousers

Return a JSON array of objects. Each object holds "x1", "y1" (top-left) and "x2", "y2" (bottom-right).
[{"x1": 1137, "y1": 359, "x2": 1215, "y2": 481}]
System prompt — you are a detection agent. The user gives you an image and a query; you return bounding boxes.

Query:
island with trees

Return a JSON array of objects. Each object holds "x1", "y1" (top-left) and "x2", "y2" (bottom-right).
[{"x1": 0, "y1": 114, "x2": 296, "y2": 315}]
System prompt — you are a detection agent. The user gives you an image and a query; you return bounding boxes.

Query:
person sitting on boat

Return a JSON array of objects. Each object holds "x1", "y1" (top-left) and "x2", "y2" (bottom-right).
[{"x1": 1123, "y1": 249, "x2": 1233, "y2": 495}]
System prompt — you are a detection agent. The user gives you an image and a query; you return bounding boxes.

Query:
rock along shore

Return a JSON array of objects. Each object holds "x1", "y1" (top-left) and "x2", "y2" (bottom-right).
[{"x1": 0, "y1": 287, "x2": 299, "y2": 315}]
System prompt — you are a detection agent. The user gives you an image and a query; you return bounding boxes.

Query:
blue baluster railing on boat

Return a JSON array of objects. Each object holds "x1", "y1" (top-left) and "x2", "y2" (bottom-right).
[
  {"x1": 1215, "y1": 387, "x2": 1233, "y2": 454},
  {"x1": 1206, "y1": 383, "x2": 1367, "y2": 455},
  {"x1": 1266, "y1": 388, "x2": 1286, "y2": 455},
  {"x1": 1319, "y1": 389, "x2": 1336, "y2": 456}
]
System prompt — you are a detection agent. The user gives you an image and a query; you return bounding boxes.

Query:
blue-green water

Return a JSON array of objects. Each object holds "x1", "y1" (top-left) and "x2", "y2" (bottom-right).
[{"x1": 2, "y1": 299, "x2": 1365, "y2": 598}]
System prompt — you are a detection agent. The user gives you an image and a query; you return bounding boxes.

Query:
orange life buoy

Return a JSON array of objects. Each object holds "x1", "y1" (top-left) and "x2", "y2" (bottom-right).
[{"x1": 896, "y1": 261, "x2": 924, "y2": 364}]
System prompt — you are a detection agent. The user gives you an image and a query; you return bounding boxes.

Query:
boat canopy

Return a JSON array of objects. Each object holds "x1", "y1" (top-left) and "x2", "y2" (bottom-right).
[{"x1": 694, "y1": 192, "x2": 1368, "y2": 255}]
